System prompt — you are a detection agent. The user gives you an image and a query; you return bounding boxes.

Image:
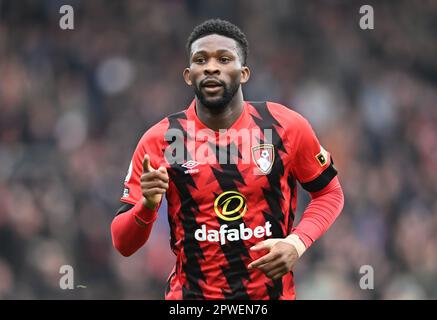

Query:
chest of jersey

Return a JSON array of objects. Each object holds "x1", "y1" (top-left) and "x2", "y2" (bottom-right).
[{"x1": 165, "y1": 135, "x2": 293, "y2": 247}]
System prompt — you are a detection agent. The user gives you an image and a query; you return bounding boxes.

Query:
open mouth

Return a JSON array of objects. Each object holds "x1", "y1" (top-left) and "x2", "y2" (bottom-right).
[
  {"x1": 203, "y1": 85, "x2": 223, "y2": 94},
  {"x1": 201, "y1": 79, "x2": 223, "y2": 94}
]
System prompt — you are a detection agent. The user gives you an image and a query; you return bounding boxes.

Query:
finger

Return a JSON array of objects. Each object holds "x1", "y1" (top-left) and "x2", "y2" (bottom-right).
[
  {"x1": 157, "y1": 167, "x2": 169, "y2": 182},
  {"x1": 270, "y1": 269, "x2": 287, "y2": 280},
  {"x1": 264, "y1": 265, "x2": 286, "y2": 278},
  {"x1": 255, "y1": 258, "x2": 285, "y2": 273},
  {"x1": 141, "y1": 180, "x2": 169, "y2": 189},
  {"x1": 248, "y1": 251, "x2": 279, "y2": 269},
  {"x1": 143, "y1": 188, "x2": 167, "y2": 197},
  {"x1": 141, "y1": 170, "x2": 169, "y2": 183},
  {"x1": 158, "y1": 166, "x2": 168, "y2": 176},
  {"x1": 271, "y1": 265, "x2": 290, "y2": 280},
  {"x1": 250, "y1": 239, "x2": 277, "y2": 251},
  {"x1": 141, "y1": 180, "x2": 169, "y2": 190},
  {"x1": 142, "y1": 154, "x2": 155, "y2": 173}
]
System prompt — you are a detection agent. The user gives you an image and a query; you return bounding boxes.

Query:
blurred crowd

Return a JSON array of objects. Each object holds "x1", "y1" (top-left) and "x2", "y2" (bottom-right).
[{"x1": 0, "y1": 0, "x2": 436, "y2": 299}]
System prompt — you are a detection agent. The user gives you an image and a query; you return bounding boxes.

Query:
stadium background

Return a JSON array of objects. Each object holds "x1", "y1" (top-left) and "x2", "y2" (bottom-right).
[{"x1": 0, "y1": 0, "x2": 436, "y2": 299}]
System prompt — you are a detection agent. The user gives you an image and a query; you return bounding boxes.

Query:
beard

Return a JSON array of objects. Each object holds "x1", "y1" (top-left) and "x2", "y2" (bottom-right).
[{"x1": 194, "y1": 79, "x2": 240, "y2": 113}]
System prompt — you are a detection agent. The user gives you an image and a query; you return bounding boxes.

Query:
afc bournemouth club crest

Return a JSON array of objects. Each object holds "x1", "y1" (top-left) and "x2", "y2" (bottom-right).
[{"x1": 252, "y1": 144, "x2": 275, "y2": 175}]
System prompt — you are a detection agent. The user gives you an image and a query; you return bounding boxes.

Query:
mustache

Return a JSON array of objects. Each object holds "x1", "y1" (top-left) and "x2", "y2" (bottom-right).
[{"x1": 200, "y1": 78, "x2": 226, "y2": 87}]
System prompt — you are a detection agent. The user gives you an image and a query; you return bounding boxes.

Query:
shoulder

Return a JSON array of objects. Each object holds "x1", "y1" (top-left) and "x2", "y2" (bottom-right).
[
  {"x1": 248, "y1": 101, "x2": 313, "y2": 144},
  {"x1": 250, "y1": 101, "x2": 310, "y2": 130},
  {"x1": 138, "y1": 117, "x2": 170, "y2": 145},
  {"x1": 258, "y1": 102, "x2": 316, "y2": 153},
  {"x1": 139, "y1": 109, "x2": 188, "y2": 143}
]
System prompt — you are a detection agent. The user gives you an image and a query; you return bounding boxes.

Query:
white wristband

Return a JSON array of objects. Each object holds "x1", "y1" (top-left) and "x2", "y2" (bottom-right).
[{"x1": 282, "y1": 234, "x2": 307, "y2": 257}]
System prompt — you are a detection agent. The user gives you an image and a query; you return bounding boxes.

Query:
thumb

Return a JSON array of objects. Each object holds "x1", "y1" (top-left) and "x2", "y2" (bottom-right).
[
  {"x1": 142, "y1": 154, "x2": 155, "y2": 173},
  {"x1": 250, "y1": 239, "x2": 278, "y2": 251}
]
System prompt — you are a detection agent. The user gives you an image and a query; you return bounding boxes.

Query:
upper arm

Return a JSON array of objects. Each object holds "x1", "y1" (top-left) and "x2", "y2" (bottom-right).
[
  {"x1": 118, "y1": 120, "x2": 168, "y2": 207},
  {"x1": 291, "y1": 116, "x2": 338, "y2": 193}
]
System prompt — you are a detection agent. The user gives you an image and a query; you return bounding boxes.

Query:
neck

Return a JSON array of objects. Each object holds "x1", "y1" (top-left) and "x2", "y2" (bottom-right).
[{"x1": 195, "y1": 89, "x2": 244, "y2": 131}]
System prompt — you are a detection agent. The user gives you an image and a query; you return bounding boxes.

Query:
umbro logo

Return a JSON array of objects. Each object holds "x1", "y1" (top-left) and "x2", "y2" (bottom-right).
[
  {"x1": 181, "y1": 160, "x2": 200, "y2": 169},
  {"x1": 181, "y1": 160, "x2": 201, "y2": 174}
]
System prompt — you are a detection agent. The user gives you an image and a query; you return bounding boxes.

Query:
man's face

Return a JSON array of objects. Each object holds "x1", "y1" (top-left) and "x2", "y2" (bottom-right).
[{"x1": 183, "y1": 34, "x2": 250, "y2": 112}]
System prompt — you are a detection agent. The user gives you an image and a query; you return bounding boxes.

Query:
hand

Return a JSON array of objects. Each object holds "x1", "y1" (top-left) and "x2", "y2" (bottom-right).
[
  {"x1": 248, "y1": 238, "x2": 300, "y2": 280},
  {"x1": 140, "y1": 154, "x2": 169, "y2": 209}
]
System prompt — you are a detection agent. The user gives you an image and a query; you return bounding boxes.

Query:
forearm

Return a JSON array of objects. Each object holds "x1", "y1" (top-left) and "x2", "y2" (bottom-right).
[
  {"x1": 291, "y1": 176, "x2": 344, "y2": 250},
  {"x1": 111, "y1": 200, "x2": 158, "y2": 257}
]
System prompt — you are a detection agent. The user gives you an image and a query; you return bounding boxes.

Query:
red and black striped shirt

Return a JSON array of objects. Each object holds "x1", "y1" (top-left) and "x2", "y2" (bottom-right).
[{"x1": 119, "y1": 100, "x2": 337, "y2": 299}]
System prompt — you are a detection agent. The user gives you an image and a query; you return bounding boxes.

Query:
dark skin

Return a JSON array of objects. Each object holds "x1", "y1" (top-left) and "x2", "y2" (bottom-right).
[
  {"x1": 248, "y1": 239, "x2": 299, "y2": 280},
  {"x1": 183, "y1": 34, "x2": 250, "y2": 131},
  {"x1": 140, "y1": 34, "x2": 299, "y2": 280}
]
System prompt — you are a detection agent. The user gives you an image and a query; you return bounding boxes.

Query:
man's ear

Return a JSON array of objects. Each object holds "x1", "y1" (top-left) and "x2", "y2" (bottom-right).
[
  {"x1": 240, "y1": 66, "x2": 250, "y2": 84},
  {"x1": 183, "y1": 68, "x2": 192, "y2": 86}
]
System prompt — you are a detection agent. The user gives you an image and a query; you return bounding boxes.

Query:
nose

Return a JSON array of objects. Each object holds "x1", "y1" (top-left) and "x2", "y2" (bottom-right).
[{"x1": 203, "y1": 59, "x2": 220, "y2": 76}]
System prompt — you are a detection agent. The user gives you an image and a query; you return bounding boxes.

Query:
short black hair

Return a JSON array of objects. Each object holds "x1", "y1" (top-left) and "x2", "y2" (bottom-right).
[{"x1": 186, "y1": 19, "x2": 249, "y2": 65}]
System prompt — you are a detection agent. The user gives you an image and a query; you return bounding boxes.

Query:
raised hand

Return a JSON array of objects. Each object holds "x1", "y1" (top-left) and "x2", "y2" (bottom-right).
[{"x1": 140, "y1": 154, "x2": 169, "y2": 209}]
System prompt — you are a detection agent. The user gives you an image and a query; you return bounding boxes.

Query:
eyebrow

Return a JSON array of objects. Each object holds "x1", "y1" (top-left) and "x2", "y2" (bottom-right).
[{"x1": 191, "y1": 49, "x2": 236, "y2": 57}]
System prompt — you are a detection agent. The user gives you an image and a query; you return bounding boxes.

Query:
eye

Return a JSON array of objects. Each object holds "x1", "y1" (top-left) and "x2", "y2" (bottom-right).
[
  {"x1": 219, "y1": 56, "x2": 231, "y2": 63},
  {"x1": 194, "y1": 56, "x2": 206, "y2": 64}
]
